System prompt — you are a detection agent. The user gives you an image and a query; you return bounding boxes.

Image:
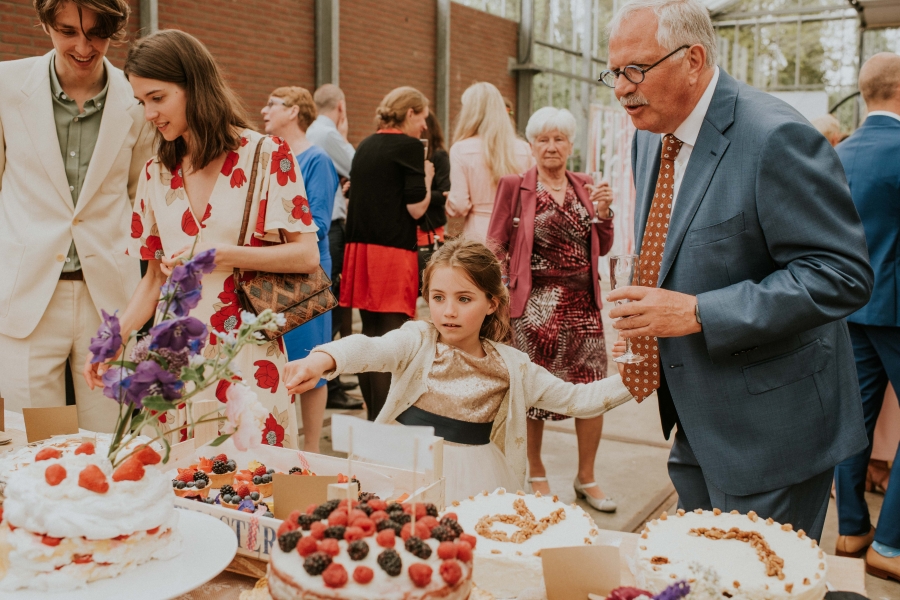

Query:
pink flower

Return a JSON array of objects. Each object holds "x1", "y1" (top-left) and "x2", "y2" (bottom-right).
[{"x1": 221, "y1": 383, "x2": 267, "y2": 451}]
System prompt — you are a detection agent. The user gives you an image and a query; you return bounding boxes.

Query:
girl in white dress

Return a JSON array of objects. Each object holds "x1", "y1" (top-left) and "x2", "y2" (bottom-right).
[{"x1": 284, "y1": 239, "x2": 634, "y2": 502}]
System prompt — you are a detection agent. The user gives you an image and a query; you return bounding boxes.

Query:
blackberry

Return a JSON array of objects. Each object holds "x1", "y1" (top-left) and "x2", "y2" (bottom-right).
[
  {"x1": 376, "y1": 519, "x2": 402, "y2": 535},
  {"x1": 377, "y1": 548, "x2": 402, "y2": 576},
  {"x1": 193, "y1": 471, "x2": 209, "y2": 484},
  {"x1": 278, "y1": 530, "x2": 302, "y2": 553},
  {"x1": 347, "y1": 540, "x2": 369, "y2": 561},
  {"x1": 289, "y1": 466, "x2": 304, "y2": 474},
  {"x1": 440, "y1": 517, "x2": 463, "y2": 538},
  {"x1": 359, "y1": 492, "x2": 379, "y2": 503},
  {"x1": 324, "y1": 525, "x2": 346, "y2": 540},
  {"x1": 430, "y1": 525, "x2": 455, "y2": 542},
  {"x1": 297, "y1": 514, "x2": 317, "y2": 530},
  {"x1": 212, "y1": 460, "x2": 228, "y2": 474},
  {"x1": 393, "y1": 512, "x2": 411, "y2": 525},
  {"x1": 424, "y1": 503, "x2": 438, "y2": 518},
  {"x1": 404, "y1": 536, "x2": 432, "y2": 559},
  {"x1": 356, "y1": 502, "x2": 374, "y2": 516},
  {"x1": 386, "y1": 503, "x2": 403, "y2": 515},
  {"x1": 312, "y1": 499, "x2": 341, "y2": 521},
  {"x1": 219, "y1": 484, "x2": 235, "y2": 497},
  {"x1": 303, "y1": 552, "x2": 332, "y2": 576}
]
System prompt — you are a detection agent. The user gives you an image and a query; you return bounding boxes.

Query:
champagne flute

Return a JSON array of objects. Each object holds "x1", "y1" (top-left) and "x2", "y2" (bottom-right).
[
  {"x1": 609, "y1": 255, "x2": 646, "y2": 364},
  {"x1": 589, "y1": 170, "x2": 604, "y2": 224},
  {"x1": 421, "y1": 138, "x2": 429, "y2": 159}
]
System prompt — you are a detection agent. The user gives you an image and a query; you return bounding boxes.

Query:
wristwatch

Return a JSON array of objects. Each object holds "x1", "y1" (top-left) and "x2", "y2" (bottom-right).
[
  {"x1": 604, "y1": 207, "x2": 614, "y2": 219},
  {"x1": 695, "y1": 302, "x2": 702, "y2": 325}
]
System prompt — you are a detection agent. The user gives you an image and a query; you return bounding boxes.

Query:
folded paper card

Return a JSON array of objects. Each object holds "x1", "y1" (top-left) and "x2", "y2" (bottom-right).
[
  {"x1": 542, "y1": 545, "x2": 620, "y2": 600},
  {"x1": 22, "y1": 405, "x2": 79, "y2": 443}
]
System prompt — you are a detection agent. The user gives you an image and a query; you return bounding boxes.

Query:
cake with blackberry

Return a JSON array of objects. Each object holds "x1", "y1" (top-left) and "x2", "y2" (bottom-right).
[
  {"x1": 268, "y1": 499, "x2": 473, "y2": 600},
  {"x1": 196, "y1": 453, "x2": 237, "y2": 489}
]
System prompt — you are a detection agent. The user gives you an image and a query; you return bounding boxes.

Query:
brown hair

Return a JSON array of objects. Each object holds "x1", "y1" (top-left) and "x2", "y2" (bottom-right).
[
  {"x1": 35, "y1": 0, "x2": 130, "y2": 41},
  {"x1": 422, "y1": 112, "x2": 445, "y2": 160},
  {"x1": 124, "y1": 30, "x2": 251, "y2": 172},
  {"x1": 270, "y1": 86, "x2": 317, "y2": 132},
  {"x1": 421, "y1": 239, "x2": 510, "y2": 343},
  {"x1": 375, "y1": 86, "x2": 428, "y2": 130}
]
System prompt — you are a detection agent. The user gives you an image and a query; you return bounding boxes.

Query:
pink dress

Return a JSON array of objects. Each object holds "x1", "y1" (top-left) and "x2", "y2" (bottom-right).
[{"x1": 128, "y1": 130, "x2": 317, "y2": 448}]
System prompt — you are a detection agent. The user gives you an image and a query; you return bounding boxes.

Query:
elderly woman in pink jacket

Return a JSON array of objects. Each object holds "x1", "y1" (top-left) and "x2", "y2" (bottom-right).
[{"x1": 487, "y1": 107, "x2": 615, "y2": 512}]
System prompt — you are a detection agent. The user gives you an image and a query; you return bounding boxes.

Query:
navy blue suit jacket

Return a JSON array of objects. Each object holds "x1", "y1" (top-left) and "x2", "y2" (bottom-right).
[
  {"x1": 631, "y1": 70, "x2": 872, "y2": 496},
  {"x1": 836, "y1": 115, "x2": 900, "y2": 327}
]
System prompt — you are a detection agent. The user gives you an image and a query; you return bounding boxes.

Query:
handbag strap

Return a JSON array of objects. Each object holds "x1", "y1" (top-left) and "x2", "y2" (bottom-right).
[{"x1": 233, "y1": 137, "x2": 266, "y2": 285}]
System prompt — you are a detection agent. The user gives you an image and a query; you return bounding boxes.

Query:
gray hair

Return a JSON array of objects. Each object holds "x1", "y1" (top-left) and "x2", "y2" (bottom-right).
[
  {"x1": 608, "y1": 0, "x2": 717, "y2": 69},
  {"x1": 525, "y1": 107, "x2": 577, "y2": 143}
]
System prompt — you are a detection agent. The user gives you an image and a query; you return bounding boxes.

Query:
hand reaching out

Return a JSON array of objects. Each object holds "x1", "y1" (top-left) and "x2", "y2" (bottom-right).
[
  {"x1": 611, "y1": 337, "x2": 627, "y2": 378},
  {"x1": 284, "y1": 352, "x2": 337, "y2": 395}
]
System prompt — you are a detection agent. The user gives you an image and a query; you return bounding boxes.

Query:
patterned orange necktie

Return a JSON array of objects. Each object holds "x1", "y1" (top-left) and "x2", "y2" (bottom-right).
[{"x1": 623, "y1": 134, "x2": 684, "y2": 403}]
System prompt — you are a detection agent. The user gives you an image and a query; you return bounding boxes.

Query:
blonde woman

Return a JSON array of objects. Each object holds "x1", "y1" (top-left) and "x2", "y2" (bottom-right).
[{"x1": 446, "y1": 83, "x2": 533, "y2": 242}]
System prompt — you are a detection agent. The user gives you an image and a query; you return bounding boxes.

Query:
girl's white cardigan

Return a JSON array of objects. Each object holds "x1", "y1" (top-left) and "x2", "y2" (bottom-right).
[{"x1": 313, "y1": 320, "x2": 634, "y2": 488}]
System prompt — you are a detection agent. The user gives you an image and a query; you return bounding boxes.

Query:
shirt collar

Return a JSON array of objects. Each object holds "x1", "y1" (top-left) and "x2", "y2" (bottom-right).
[
  {"x1": 667, "y1": 66, "x2": 719, "y2": 148},
  {"x1": 866, "y1": 110, "x2": 900, "y2": 123},
  {"x1": 313, "y1": 115, "x2": 338, "y2": 130},
  {"x1": 49, "y1": 51, "x2": 110, "y2": 111}
]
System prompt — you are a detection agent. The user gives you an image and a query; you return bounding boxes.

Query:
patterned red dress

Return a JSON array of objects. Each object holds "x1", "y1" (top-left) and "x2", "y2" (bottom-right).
[{"x1": 511, "y1": 182, "x2": 608, "y2": 421}]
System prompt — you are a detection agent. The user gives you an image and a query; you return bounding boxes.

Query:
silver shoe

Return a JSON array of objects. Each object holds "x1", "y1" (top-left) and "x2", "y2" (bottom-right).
[
  {"x1": 527, "y1": 476, "x2": 550, "y2": 495},
  {"x1": 574, "y1": 477, "x2": 617, "y2": 512}
]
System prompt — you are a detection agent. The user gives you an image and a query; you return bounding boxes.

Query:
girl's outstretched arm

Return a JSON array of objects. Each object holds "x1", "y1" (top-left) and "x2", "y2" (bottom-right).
[
  {"x1": 526, "y1": 363, "x2": 634, "y2": 419},
  {"x1": 285, "y1": 352, "x2": 336, "y2": 395}
]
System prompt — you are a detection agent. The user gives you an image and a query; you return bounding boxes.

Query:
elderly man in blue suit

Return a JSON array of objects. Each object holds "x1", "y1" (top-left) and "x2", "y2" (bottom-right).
[
  {"x1": 604, "y1": 0, "x2": 872, "y2": 542},
  {"x1": 834, "y1": 52, "x2": 900, "y2": 581}
]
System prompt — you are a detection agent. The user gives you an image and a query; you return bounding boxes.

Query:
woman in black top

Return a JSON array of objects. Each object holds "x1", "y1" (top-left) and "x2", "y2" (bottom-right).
[
  {"x1": 416, "y1": 112, "x2": 451, "y2": 293},
  {"x1": 341, "y1": 86, "x2": 434, "y2": 420}
]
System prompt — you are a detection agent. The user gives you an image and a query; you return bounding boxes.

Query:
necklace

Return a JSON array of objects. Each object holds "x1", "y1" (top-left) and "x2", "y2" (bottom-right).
[{"x1": 540, "y1": 178, "x2": 565, "y2": 192}]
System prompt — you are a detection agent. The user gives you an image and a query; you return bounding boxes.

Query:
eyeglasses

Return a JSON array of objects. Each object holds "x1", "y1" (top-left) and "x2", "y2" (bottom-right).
[
  {"x1": 265, "y1": 98, "x2": 286, "y2": 108},
  {"x1": 599, "y1": 45, "x2": 690, "y2": 88}
]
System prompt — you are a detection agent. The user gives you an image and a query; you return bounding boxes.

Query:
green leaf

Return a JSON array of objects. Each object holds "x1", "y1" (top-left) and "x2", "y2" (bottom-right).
[
  {"x1": 160, "y1": 436, "x2": 171, "y2": 464},
  {"x1": 140, "y1": 396, "x2": 173, "y2": 412},
  {"x1": 208, "y1": 433, "x2": 231, "y2": 447},
  {"x1": 111, "y1": 360, "x2": 139, "y2": 370}
]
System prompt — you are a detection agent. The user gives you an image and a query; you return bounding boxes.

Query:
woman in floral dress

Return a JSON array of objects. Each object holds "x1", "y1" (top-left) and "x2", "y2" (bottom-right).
[{"x1": 85, "y1": 31, "x2": 319, "y2": 448}]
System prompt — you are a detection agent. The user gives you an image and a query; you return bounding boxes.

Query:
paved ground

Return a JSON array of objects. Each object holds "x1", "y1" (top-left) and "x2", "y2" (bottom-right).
[{"x1": 294, "y1": 282, "x2": 898, "y2": 599}]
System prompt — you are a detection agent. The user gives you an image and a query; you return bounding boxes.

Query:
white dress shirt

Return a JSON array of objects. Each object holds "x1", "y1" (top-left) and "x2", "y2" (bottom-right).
[
  {"x1": 307, "y1": 115, "x2": 355, "y2": 221},
  {"x1": 866, "y1": 110, "x2": 900, "y2": 123},
  {"x1": 663, "y1": 66, "x2": 720, "y2": 211}
]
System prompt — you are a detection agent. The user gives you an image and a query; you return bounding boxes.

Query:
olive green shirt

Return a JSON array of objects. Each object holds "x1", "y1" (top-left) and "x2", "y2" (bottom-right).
[{"x1": 49, "y1": 54, "x2": 109, "y2": 272}]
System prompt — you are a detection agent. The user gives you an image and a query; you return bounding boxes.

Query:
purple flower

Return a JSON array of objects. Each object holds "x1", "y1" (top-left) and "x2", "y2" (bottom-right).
[
  {"x1": 158, "y1": 281, "x2": 202, "y2": 317},
  {"x1": 149, "y1": 317, "x2": 207, "y2": 353},
  {"x1": 89, "y1": 310, "x2": 122, "y2": 363},
  {"x1": 653, "y1": 581, "x2": 690, "y2": 600},
  {"x1": 171, "y1": 248, "x2": 216, "y2": 293},
  {"x1": 101, "y1": 366, "x2": 134, "y2": 403},
  {"x1": 127, "y1": 361, "x2": 184, "y2": 406}
]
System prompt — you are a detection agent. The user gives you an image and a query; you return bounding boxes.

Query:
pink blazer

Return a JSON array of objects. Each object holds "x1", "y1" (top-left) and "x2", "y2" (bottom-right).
[{"x1": 487, "y1": 166, "x2": 614, "y2": 319}]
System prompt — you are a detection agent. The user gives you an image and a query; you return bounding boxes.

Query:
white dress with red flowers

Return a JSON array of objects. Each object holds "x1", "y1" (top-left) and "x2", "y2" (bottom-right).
[{"x1": 128, "y1": 130, "x2": 317, "y2": 449}]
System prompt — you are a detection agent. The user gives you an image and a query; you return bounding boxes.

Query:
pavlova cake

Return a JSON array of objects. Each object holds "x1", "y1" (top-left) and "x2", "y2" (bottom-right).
[
  {"x1": 635, "y1": 509, "x2": 827, "y2": 600},
  {"x1": 449, "y1": 488, "x2": 600, "y2": 598},
  {"x1": 268, "y1": 497, "x2": 475, "y2": 599},
  {"x1": 0, "y1": 441, "x2": 182, "y2": 592}
]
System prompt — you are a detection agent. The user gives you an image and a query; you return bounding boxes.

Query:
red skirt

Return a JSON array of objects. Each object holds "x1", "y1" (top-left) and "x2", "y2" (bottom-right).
[{"x1": 340, "y1": 243, "x2": 418, "y2": 318}]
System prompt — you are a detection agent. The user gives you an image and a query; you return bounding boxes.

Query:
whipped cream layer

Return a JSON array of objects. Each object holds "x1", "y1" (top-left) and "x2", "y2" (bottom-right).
[
  {"x1": 448, "y1": 489, "x2": 599, "y2": 599},
  {"x1": 635, "y1": 510, "x2": 827, "y2": 600},
  {"x1": 269, "y1": 536, "x2": 472, "y2": 600},
  {"x1": 3, "y1": 453, "x2": 175, "y2": 540}
]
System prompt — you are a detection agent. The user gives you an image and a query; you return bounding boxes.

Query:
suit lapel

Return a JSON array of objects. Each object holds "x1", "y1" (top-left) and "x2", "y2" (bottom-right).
[
  {"x1": 76, "y1": 59, "x2": 134, "y2": 215},
  {"x1": 634, "y1": 131, "x2": 660, "y2": 250},
  {"x1": 17, "y1": 53, "x2": 72, "y2": 210}
]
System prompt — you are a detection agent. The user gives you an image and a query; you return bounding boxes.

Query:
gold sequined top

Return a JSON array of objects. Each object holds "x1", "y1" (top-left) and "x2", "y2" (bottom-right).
[{"x1": 412, "y1": 341, "x2": 510, "y2": 423}]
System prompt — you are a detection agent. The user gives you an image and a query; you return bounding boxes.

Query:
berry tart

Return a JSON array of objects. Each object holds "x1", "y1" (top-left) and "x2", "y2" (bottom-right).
[
  {"x1": 236, "y1": 461, "x2": 277, "y2": 498},
  {"x1": 170, "y1": 468, "x2": 211, "y2": 499},
  {"x1": 218, "y1": 484, "x2": 270, "y2": 514},
  {"x1": 0, "y1": 443, "x2": 182, "y2": 592},
  {"x1": 267, "y1": 499, "x2": 474, "y2": 600},
  {"x1": 197, "y1": 453, "x2": 237, "y2": 489}
]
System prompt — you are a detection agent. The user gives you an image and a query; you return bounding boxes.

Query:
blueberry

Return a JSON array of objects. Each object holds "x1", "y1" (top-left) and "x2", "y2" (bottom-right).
[
  {"x1": 196, "y1": 480, "x2": 206, "y2": 489},
  {"x1": 172, "y1": 480, "x2": 178, "y2": 488},
  {"x1": 262, "y1": 474, "x2": 271, "y2": 483},
  {"x1": 250, "y1": 491, "x2": 260, "y2": 501},
  {"x1": 253, "y1": 475, "x2": 261, "y2": 484},
  {"x1": 186, "y1": 481, "x2": 195, "y2": 488},
  {"x1": 222, "y1": 494, "x2": 232, "y2": 503},
  {"x1": 176, "y1": 481, "x2": 186, "y2": 489},
  {"x1": 267, "y1": 468, "x2": 275, "y2": 475}
]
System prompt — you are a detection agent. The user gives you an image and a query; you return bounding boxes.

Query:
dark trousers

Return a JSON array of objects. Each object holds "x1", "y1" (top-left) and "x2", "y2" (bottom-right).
[
  {"x1": 834, "y1": 323, "x2": 900, "y2": 547},
  {"x1": 357, "y1": 310, "x2": 408, "y2": 421}
]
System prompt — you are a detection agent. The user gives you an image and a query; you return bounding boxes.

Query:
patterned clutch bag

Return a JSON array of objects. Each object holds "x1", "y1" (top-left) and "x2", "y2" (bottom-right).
[{"x1": 233, "y1": 138, "x2": 337, "y2": 341}]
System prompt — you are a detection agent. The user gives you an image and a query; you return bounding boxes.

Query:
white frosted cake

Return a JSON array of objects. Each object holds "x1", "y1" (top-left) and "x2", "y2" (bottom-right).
[
  {"x1": 449, "y1": 489, "x2": 599, "y2": 598},
  {"x1": 0, "y1": 442, "x2": 182, "y2": 591},
  {"x1": 635, "y1": 509, "x2": 827, "y2": 600}
]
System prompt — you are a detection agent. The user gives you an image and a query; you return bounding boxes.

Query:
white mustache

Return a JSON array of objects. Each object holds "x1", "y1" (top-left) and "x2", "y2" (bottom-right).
[{"x1": 619, "y1": 93, "x2": 649, "y2": 107}]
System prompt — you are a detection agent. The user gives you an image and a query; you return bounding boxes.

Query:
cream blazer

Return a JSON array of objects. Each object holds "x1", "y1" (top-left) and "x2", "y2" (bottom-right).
[
  {"x1": 314, "y1": 320, "x2": 634, "y2": 487},
  {"x1": 0, "y1": 52, "x2": 154, "y2": 338}
]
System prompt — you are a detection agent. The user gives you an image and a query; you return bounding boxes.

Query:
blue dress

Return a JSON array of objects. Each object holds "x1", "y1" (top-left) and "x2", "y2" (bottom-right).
[{"x1": 283, "y1": 145, "x2": 340, "y2": 388}]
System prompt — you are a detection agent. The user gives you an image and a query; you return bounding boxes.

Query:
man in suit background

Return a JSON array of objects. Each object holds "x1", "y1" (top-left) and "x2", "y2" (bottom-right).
[
  {"x1": 0, "y1": 0, "x2": 153, "y2": 431},
  {"x1": 604, "y1": 0, "x2": 872, "y2": 541},
  {"x1": 833, "y1": 52, "x2": 900, "y2": 580}
]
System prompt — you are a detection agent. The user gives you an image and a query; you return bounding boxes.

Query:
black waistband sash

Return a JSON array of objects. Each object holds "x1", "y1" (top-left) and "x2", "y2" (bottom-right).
[{"x1": 395, "y1": 405, "x2": 493, "y2": 446}]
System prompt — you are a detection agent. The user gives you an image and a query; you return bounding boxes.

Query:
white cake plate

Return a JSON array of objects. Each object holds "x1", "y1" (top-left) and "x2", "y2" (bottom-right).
[{"x1": 8, "y1": 509, "x2": 238, "y2": 600}]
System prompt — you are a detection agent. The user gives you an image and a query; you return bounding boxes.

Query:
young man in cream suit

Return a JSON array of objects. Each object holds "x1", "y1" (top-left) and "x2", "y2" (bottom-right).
[{"x1": 0, "y1": 0, "x2": 153, "y2": 431}]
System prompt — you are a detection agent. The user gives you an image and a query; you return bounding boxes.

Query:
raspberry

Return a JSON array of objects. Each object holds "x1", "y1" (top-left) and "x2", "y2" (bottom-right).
[
  {"x1": 343, "y1": 526, "x2": 365, "y2": 542},
  {"x1": 78, "y1": 464, "x2": 109, "y2": 494},
  {"x1": 276, "y1": 519, "x2": 298, "y2": 538},
  {"x1": 177, "y1": 471, "x2": 194, "y2": 483},
  {"x1": 440, "y1": 560, "x2": 463, "y2": 586},
  {"x1": 376, "y1": 528, "x2": 396, "y2": 548},
  {"x1": 368, "y1": 499, "x2": 388, "y2": 512},
  {"x1": 310, "y1": 521, "x2": 327, "y2": 540},
  {"x1": 459, "y1": 533, "x2": 477, "y2": 549},
  {"x1": 322, "y1": 562, "x2": 348, "y2": 588},
  {"x1": 35, "y1": 447, "x2": 62, "y2": 461},
  {"x1": 353, "y1": 565, "x2": 374, "y2": 584},
  {"x1": 305, "y1": 503, "x2": 318, "y2": 514},
  {"x1": 296, "y1": 535, "x2": 318, "y2": 557},
  {"x1": 44, "y1": 464, "x2": 67, "y2": 486},
  {"x1": 74, "y1": 442, "x2": 95, "y2": 455},
  {"x1": 419, "y1": 516, "x2": 439, "y2": 530},
  {"x1": 324, "y1": 525, "x2": 346, "y2": 540},
  {"x1": 405, "y1": 536, "x2": 432, "y2": 559},
  {"x1": 441, "y1": 517, "x2": 464, "y2": 538},
  {"x1": 455, "y1": 540, "x2": 473, "y2": 563},
  {"x1": 401, "y1": 521, "x2": 431, "y2": 541},
  {"x1": 134, "y1": 446, "x2": 161, "y2": 465},
  {"x1": 318, "y1": 538, "x2": 340, "y2": 557},
  {"x1": 278, "y1": 530, "x2": 302, "y2": 552},
  {"x1": 286, "y1": 510, "x2": 302, "y2": 524},
  {"x1": 236, "y1": 485, "x2": 250, "y2": 498},
  {"x1": 437, "y1": 541, "x2": 458, "y2": 560},
  {"x1": 214, "y1": 453, "x2": 228, "y2": 463},
  {"x1": 347, "y1": 539, "x2": 369, "y2": 561},
  {"x1": 112, "y1": 457, "x2": 145, "y2": 482},
  {"x1": 377, "y1": 548, "x2": 402, "y2": 576},
  {"x1": 327, "y1": 511, "x2": 348, "y2": 527},
  {"x1": 355, "y1": 518, "x2": 376, "y2": 536},
  {"x1": 303, "y1": 552, "x2": 332, "y2": 576},
  {"x1": 369, "y1": 510, "x2": 390, "y2": 523},
  {"x1": 253, "y1": 465, "x2": 267, "y2": 476},
  {"x1": 408, "y1": 563, "x2": 433, "y2": 587},
  {"x1": 347, "y1": 509, "x2": 368, "y2": 524},
  {"x1": 443, "y1": 512, "x2": 458, "y2": 522}
]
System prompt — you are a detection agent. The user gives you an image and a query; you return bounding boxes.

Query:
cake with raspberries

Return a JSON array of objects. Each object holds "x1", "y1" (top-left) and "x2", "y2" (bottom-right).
[
  {"x1": 268, "y1": 498, "x2": 474, "y2": 600},
  {"x1": 635, "y1": 509, "x2": 827, "y2": 600},
  {"x1": 449, "y1": 488, "x2": 600, "y2": 598},
  {"x1": 0, "y1": 441, "x2": 182, "y2": 592}
]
